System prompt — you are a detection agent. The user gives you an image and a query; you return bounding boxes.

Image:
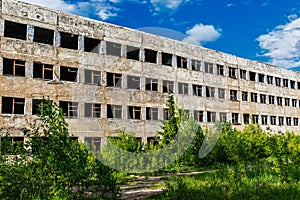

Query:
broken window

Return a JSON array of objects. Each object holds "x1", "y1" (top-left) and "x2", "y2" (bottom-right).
[
  {"x1": 229, "y1": 67, "x2": 237, "y2": 78},
  {"x1": 60, "y1": 32, "x2": 78, "y2": 50},
  {"x1": 128, "y1": 106, "x2": 141, "y2": 120},
  {"x1": 218, "y1": 88, "x2": 225, "y2": 99},
  {"x1": 275, "y1": 77, "x2": 281, "y2": 86},
  {"x1": 290, "y1": 80, "x2": 296, "y2": 89},
  {"x1": 204, "y1": 62, "x2": 214, "y2": 74},
  {"x1": 206, "y1": 86, "x2": 215, "y2": 98},
  {"x1": 261, "y1": 115, "x2": 268, "y2": 125},
  {"x1": 4, "y1": 20, "x2": 27, "y2": 40},
  {"x1": 277, "y1": 97, "x2": 283, "y2": 106},
  {"x1": 84, "y1": 69, "x2": 101, "y2": 85},
  {"x1": 260, "y1": 94, "x2": 266, "y2": 104},
  {"x1": 60, "y1": 66, "x2": 78, "y2": 82},
  {"x1": 163, "y1": 80, "x2": 174, "y2": 93},
  {"x1": 3, "y1": 58, "x2": 25, "y2": 77},
  {"x1": 267, "y1": 75, "x2": 273, "y2": 84},
  {"x1": 33, "y1": 62, "x2": 53, "y2": 80},
  {"x1": 147, "y1": 137, "x2": 159, "y2": 146},
  {"x1": 84, "y1": 37, "x2": 100, "y2": 53},
  {"x1": 284, "y1": 98, "x2": 290, "y2": 106},
  {"x1": 2, "y1": 97, "x2": 25, "y2": 114},
  {"x1": 33, "y1": 26, "x2": 54, "y2": 45},
  {"x1": 144, "y1": 49, "x2": 157, "y2": 64},
  {"x1": 249, "y1": 72, "x2": 256, "y2": 81},
  {"x1": 283, "y1": 79, "x2": 289, "y2": 87},
  {"x1": 207, "y1": 111, "x2": 216, "y2": 123},
  {"x1": 278, "y1": 116, "x2": 284, "y2": 125},
  {"x1": 292, "y1": 99, "x2": 297, "y2": 107},
  {"x1": 32, "y1": 99, "x2": 51, "y2": 115},
  {"x1": 126, "y1": 45, "x2": 140, "y2": 61},
  {"x1": 146, "y1": 107, "x2": 158, "y2": 121},
  {"x1": 240, "y1": 69, "x2": 247, "y2": 80},
  {"x1": 191, "y1": 59, "x2": 201, "y2": 71},
  {"x1": 243, "y1": 114, "x2": 250, "y2": 124},
  {"x1": 294, "y1": 118, "x2": 298, "y2": 126},
  {"x1": 106, "y1": 72, "x2": 122, "y2": 87},
  {"x1": 106, "y1": 41, "x2": 121, "y2": 56},
  {"x1": 163, "y1": 108, "x2": 170, "y2": 120},
  {"x1": 232, "y1": 113, "x2": 239, "y2": 125},
  {"x1": 85, "y1": 137, "x2": 101, "y2": 153},
  {"x1": 298, "y1": 82, "x2": 300, "y2": 90},
  {"x1": 258, "y1": 73, "x2": 265, "y2": 83},
  {"x1": 107, "y1": 104, "x2": 122, "y2": 119},
  {"x1": 242, "y1": 91, "x2": 248, "y2": 101},
  {"x1": 161, "y1": 52, "x2": 173, "y2": 66},
  {"x1": 252, "y1": 114, "x2": 259, "y2": 124},
  {"x1": 220, "y1": 112, "x2": 227, "y2": 122},
  {"x1": 270, "y1": 116, "x2": 276, "y2": 125},
  {"x1": 178, "y1": 82, "x2": 189, "y2": 95},
  {"x1": 194, "y1": 110, "x2": 203, "y2": 122},
  {"x1": 59, "y1": 101, "x2": 78, "y2": 118},
  {"x1": 230, "y1": 90, "x2": 238, "y2": 101},
  {"x1": 269, "y1": 95, "x2": 275, "y2": 104},
  {"x1": 217, "y1": 64, "x2": 224, "y2": 76},
  {"x1": 145, "y1": 78, "x2": 158, "y2": 91},
  {"x1": 127, "y1": 75, "x2": 140, "y2": 89},
  {"x1": 177, "y1": 56, "x2": 187, "y2": 69},
  {"x1": 192, "y1": 84, "x2": 202, "y2": 96},
  {"x1": 0, "y1": 136, "x2": 25, "y2": 154},
  {"x1": 250, "y1": 93, "x2": 258, "y2": 102},
  {"x1": 84, "y1": 103, "x2": 101, "y2": 118},
  {"x1": 286, "y1": 117, "x2": 292, "y2": 126}
]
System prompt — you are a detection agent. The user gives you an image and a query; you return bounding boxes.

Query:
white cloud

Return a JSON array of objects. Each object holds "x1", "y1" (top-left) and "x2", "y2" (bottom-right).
[
  {"x1": 19, "y1": 0, "x2": 76, "y2": 12},
  {"x1": 150, "y1": 0, "x2": 189, "y2": 13},
  {"x1": 226, "y1": 3, "x2": 234, "y2": 8},
  {"x1": 182, "y1": 23, "x2": 221, "y2": 45},
  {"x1": 257, "y1": 16, "x2": 300, "y2": 68}
]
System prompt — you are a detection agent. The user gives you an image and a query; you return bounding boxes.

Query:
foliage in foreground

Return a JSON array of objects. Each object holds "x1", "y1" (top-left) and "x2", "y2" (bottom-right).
[{"x1": 0, "y1": 99, "x2": 119, "y2": 199}]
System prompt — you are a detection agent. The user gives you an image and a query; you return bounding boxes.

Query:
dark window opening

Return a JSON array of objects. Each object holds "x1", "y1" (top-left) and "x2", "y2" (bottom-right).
[
  {"x1": 243, "y1": 114, "x2": 250, "y2": 124},
  {"x1": 126, "y1": 45, "x2": 140, "y2": 61},
  {"x1": 163, "y1": 108, "x2": 170, "y2": 120},
  {"x1": 294, "y1": 118, "x2": 298, "y2": 126},
  {"x1": 279, "y1": 117, "x2": 284, "y2": 126},
  {"x1": 230, "y1": 90, "x2": 238, "y2": 101},
  {"x1": 106, "y1": 41, "x2": 121, "y2": 57},
  {"x1": 286, "y1": 117, "x2": 292, "y2": 126},
  {"x1": 3, "y1": 58, "x2": 25, "y2": 77},
  {"x1": 275, "y1": 77, "x2": 281, "y2": 86},
  {"x1": 206, "y1": 86, "x2": 215, "y2": 98},
  {"x1": 85, "y1": 137, "x2": 101, "y2": 153},
  {"x1": 283, "y1": 79, "x2": 289, "y2": 87},
  {"x1": 217, "y1": 64, "x2": 224, "y2": 76},
  {"x1": 285, "y1": 98, "x2": 290, "y2": 106},
  {"x1": 2, "y1": 97, "x2": 25, "y2": 114},
  {"x1": 240, "y1": 69, "x2": 247, "y2": 80},
  {"x1": 178, "y1": 82, "x2": 189, "y2": 95},
  {"x1": 0, "y1": 136, "x2": 25, "y2": 154},
  {"x1": 4, "y1": 20, "x2": 27, "y2": 40},
  {"x1": 232, "y1": 113, "x2": 239, "y2": 125},
  {"x1": 107, "y1": 72, "x2": 122, "y2": 87},
  {"x1": 107, "y1": 104, "x2": 122, "y2": 119},
  {"x1": 59, "y1": 101, "x2": 78, "y2": 118},
  {"x1": 33, "y1": 62, "x2": 53, "y2": 80},
  {"x1": 298, "y1": 82, "x2": 300, "y2": 89},
  {"x1": 146, "y1": 107, "x2": 158, "y2": 121},
  {"x1": 261, "y1": 115, "x2": 268, "y2": 125},
  {"x1": 127, "y1": 75, "x2": 140, "y2": 89},
  {"x1": 145, "y1": 78, "x2": 158, "y2": 91},
  {"x1": 84, "y1": 69, "x2": 101, "y2": 85},
  {"x1": 267, "y1": 75, "x2": 273, "y2": 84},
  {"x1": 270, "y1": 116, "x2": 276, "y2": 125},
  {"x1": 258, "y1": 73, "x2": 265, "y2": 83},
  {"x1": 218, "y1": 88, "x2": 225, "y2": 99},
  {"x1": 144, "y1": 49, "x2": 157, "y2": 64},
  {"x1": 177, "y1": 56, "x2": 187, "y2": 69},
  {"x1": 251, "y1": 93, "x2": 258, "y2": 102},
  {"x1": 147, "y1": 137, "x2": 159, "y2": 146},
  {"x1": 32, "y1": 99, "x2": 51, "y2": 115},
  {"x1": 269, "y1": 95, "x2": 275, "y2": 104},
  {"x1": 33, "y1": 26, "x2": 54, "y2": 45},
  {"x1": 204, "y1": 62, "x2": 214, "y2": 73},
  {"x1": 260, "y1": 94, "x2": 266, "y2": 104},
  {"x1": 252, "y1": 115, "x2": 259, "y2": 124},
  {"x1": 277, "y1": 97, "x2": 283, "y2": 106},
  {"x1": 292, "y1": 99, "x2": 297, "y2": 107},
  {"x1": 84, "y1": 103, "x2": 101, "y2": 118},
  {"x1": 128, "y1": 106, "x2": 141, "y2": 120},
  {"x1": 84, "y1": 37, "x2": 100, "y2": 53},
  {"x1": 163, "y1": 80, "x2": 174, "y2": 93},
  {"x1": 220, "y1": 112, "x2": 227, "y2": 122},
  {"x1": 194, "y1": 110, "x2": 203, "y2": 122},
  {"x1": 60, "y1": 32, "x2": 78, "y2": 50},
  {"x1": 229, "y1": 67, "x2": 237, "y2": 78},
  {"x1": 162, "y1": 52, "x2": 172, "y2": 66},
  {"x1": 192, "y1": 84, "x2": 202, "y2": 96},
  {"x1": 191, "y1": 59, "x2": 201, "y2": 71},
  {"x1": 60, "y1": 66, "x2": 78, "y2": 82},
  {"x1": 242, "y1": 91, "x2": 248, "y2": 101},
  {"x1": 249, "y1": 72, "x2": 256, "y2": 81},
  {"x1": 290, "y1": 80, "x2": 296, "y2": 89},
  {"x1": 207, "y1": 111, "x2": 216, "y2": 123}
]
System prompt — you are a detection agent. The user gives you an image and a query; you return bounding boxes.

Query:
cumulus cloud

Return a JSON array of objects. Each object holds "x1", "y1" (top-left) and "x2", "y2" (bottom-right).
[
  {"x1": 19, "y1": 0, "x2": 76, "y2": 12},
  {"x1": 182, "y1": 23, "x2": 221, "y2": 45},
  {"x1": 256, "y1": 15, "x2": 300, "y2": 68},
  {"x1": 150, "y1": 0, "x2": 190, "y2": 13}
]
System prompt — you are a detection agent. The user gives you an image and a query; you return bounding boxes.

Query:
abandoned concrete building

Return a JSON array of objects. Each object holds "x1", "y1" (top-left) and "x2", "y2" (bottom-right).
[{"x1": 1, "y1": 0, "x2": 300, "y2": 149}]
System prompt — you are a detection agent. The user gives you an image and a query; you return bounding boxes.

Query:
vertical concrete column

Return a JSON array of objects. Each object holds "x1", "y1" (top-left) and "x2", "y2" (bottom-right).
[
  {"x1": 27, "y1": 24, "x2": 34, "y2": 42},
  {"x1": 25, "y1": 98, "x2": 31, "y2": 115},
  {"x1": 101, "y1": 41, "x2": 106, "y2": 55},
  {"x1": 174, "y1": 54, "x2": 177, "y2": 68},
  {"x1": 157, "y1": 52, "x2": 162, "y2": 65},
  {"x1": 26, "y1": 61, "x2": 33, "y2": 78},
  {"x1": 54, "y1": 30, "x2": 60, "y2": 47},
  {"x1": 0, "y1": 19, "x2": 4, "y2": 37},
  {"x1": 79, "y1": 35, "x2": 84, "y2": 51},
  {"x1": 0, "y1": 57, "x2": 3, "y2": 75},
  {"x1": 123, "y1": 105, "x2": 127, "y2": 121},
  {"x1": 140, "y1": 48, "x2": 145, "y2": 62}
]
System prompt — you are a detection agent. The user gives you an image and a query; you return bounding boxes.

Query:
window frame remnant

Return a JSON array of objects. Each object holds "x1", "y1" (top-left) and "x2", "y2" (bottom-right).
[
  {"x1": 194, "y1": 110, "x2": 204, "y2": 122},
  {"x1": 177, "y1": 56, "x2": 188, "y2": 69},
  {"x1": 230, "y1": 90, "x2": 238, "y2": 101},
  {"x1": 249, "y1": 72, "x2": 256, "y2": 81},
  {"x1": 277, "y1": 97, "x2": 283, "y2": 106},
  {"x1": 293, "y1": 118, "x2": 298, "y2": 126},
  {"x1": 250, "y1": 92, "x2": 258, "y2": 102},
  {"x1": 275, "y1": 77, "x2": 281, "y2": 86},
  {"x1": 220, "y1": 112, "x2": 227, "y2": 122},
  {"x1": 228, "y1": 67, "x2": 237, "y2": 78},
  {"x1": 127, "y1": 75, "x2": 140, "y2": 89},
  {"x1": 284, "y1": 98, "x2": 290, "y2": 106},
  {"x1": 192, "y1": 84, "x2": 202, "y2": 96},
  {"x1": 270, "y1": 116, "x2": 276, "y2": 125},
  {"x1": 3, "y1": 58, "x2": 26, "y2": 77},
  {"x1": 32, "y1": 99, "x2": 52, "y2": 115},
  {"x1": 84, "y1": 69, "x2": 101, "y2": 85},
  {"x1": 286, "y1": 117, "x2": 292, "y2": 126},
  {"x1": 258, "y1": 73, "x2": 265, "y2": 83},
  {"x1": 85, "y1": 137, "x2": 101, "y2": 153},
  {"x1": 278, "y1": 116, "x2": 284, "y2": 125},
  {"x1": 59, "y1": 101, "x2": 79, "y2": 118},
  {"x1": 144, "y1": 49, "x2": 157, "y2": 64},
  {"x1": 218, "y1": 88, "x2": 226, "y2": 99},
  {"x1": 178, "y1": 82, "x2": 189, "y2": 95},
  {"x1": 60, "y1": 32, "x2": 78, "y2": 50},
  {"x1": 33, "y1": 26, "x2": 54, "y2": 45},
  {"x1": 163, "y1": 80, "x2": 174, "y2": 93},
  {"x1": 242, "y1": 91, "x2": 248, "y2": 101},
  {"x1": 261, "y1": 115, "x2": 268, "y2": 125},
  {"x1": 191, "y1": 59, "x2": 201, "y2": 71},
  {"x1": 146, "y1": 107, "x2": 158, "y2": 121},
  {"x1": 206, "y1": 86, "x2": 215, "y2": 98},
  {"x1": 2, "y1": 97, "x2": 25, "y2": 114},
  {"x1": 283, "y1": 79, "x2": 289, "y2": 87},
  {"x1": 232, "y1": 113, "x2": 239, "y2": 125},
  {"x1": 292, "y1": 99, "x2": 297, "y2": 107},
  {"x1": 217, "y1": 64, "x2": 224, "y2": 76},
  {"x1": 207, "y1": 111, "x2": 216, "y2": 123},
  {"x1": 243, "y1": 114, "x2": 250, "y2": 124},
  {"x1": 106, "y1": 41, "x2": 121, "y2": 56},
  {"x1": 107, "y1": 104, "x2": 122, "y2": 119},
  {"x1": 252, "y1": 114, "x2": 259, "y2": 124},
  {"x1": 240, "y1": 69, "x2": 247, "y2": 80},
  {"x1": 126, "y1": 45, "x2": 140, "y2": 61},
  {"x1": 204, "y1": 62, "x2": 214, "y2": 74},
  {"x1": 84, "y1": 37, "x2": 100, "y2": 53},
  {"x1": 161, "y1": 52, "x2": 173, "y2": 66},
  {"x1": 260, "y1": 94, "x2": 266, "y2": 104},
  {"x1": 33, "y1": 62, "x2": 53, "y2": 80},
  {"x1": 84, "y1": 103, "x2": 101, "y2": 118},
  {"x1": 4, "y1": 20, "x2": 27, "y2": 40},
  {"x1": 269, "y1": 95, "x2": 275, "y2": 104},
  {"x1": 163, "y1": 108, "x2": 170, "y2": 120},
  {"x1": 107, "y1": 72, "x2": 122, "y2": 87},
  {"x1": 60, "y1": 66, "x2": 78, "y2": 82},
  {"x1": 128, "y1": 106, "x2": 141, "y2": 120},
  {"x1": 145, "y1": 78, "x2": 158, "y2": 91},
  {"x1": 267, "y1": 75, "x2": 273, "y2": 84}
]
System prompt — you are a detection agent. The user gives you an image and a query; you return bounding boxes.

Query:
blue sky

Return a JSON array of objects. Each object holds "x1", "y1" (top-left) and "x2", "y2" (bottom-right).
[{"x1": 20, "y1": 0, "x2": 300, "y2": 70}]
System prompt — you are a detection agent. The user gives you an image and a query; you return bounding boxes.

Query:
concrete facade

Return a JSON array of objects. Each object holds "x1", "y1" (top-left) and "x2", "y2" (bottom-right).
[{"x1": 1, "y1": 0, "x2": 300, "y2": 147}]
